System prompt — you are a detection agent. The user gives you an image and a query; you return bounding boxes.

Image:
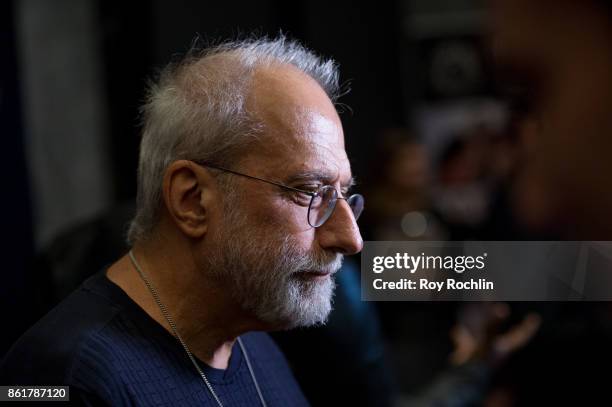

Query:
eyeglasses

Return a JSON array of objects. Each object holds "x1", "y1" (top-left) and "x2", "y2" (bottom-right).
[{"x1": 191, "y1": 161, "x2": 364, "y2": 228}]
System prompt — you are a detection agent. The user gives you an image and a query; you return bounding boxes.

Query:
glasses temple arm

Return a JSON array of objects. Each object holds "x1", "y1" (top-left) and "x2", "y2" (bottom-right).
[{"x1": 193, "y1": 161, "x2": 316, "y2": 196}]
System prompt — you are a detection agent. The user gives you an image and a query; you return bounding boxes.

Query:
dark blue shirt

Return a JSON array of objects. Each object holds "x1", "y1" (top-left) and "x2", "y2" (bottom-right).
[{"x1": 1, "y1": 270, "x2": 309, "y2": 406}]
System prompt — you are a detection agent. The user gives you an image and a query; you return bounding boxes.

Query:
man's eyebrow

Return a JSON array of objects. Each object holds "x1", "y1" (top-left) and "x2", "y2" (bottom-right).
[{"x1": 285, "y1": 171, "x2": 356, "y2": 188}]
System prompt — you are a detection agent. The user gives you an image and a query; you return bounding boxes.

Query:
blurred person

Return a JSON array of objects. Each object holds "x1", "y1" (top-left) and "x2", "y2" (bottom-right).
[
  {"x1": 431, "y1": 130, "x2": 493, "y2": 239},
  {"x1": 364, "y1": 129, "x2": 445, "y2": 241},
  {"x1": 1, "y1": 36, "x2": 364, "y2": 405},
  {"x1": 490, "y1": 0, "x2": 612, "y2": 238},
  {"x1": 398, "y1": 302, "x2": 540, "y2": 407},
  {"x1": 482, "y1": 3, "x2": 612, "y2": 404},
  {"x1": 507, "y1": 116, "x2": 558, "y2": 234},
  {"x1": 472, "y1": 118, "x2": 543, "y2": 240}
]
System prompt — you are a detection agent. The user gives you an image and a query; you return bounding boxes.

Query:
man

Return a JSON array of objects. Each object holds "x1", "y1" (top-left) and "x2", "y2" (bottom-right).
[
  {"x1": 1, "y1": 36, "x2": 363, "y2": 405},
  {"x1": 490, "y1": 0, "x2": 612, "y2": 238}
]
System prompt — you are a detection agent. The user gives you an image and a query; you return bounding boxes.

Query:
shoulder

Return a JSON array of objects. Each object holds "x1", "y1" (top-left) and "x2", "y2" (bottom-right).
[{"x1": 1, "y1": 274, "x2": 125, "y2": 386}]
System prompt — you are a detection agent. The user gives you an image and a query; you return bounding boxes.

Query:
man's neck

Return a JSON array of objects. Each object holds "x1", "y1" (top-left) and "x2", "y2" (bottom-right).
[{"x1": 106, "y1": 238, "x2": 260, "y2": 369}]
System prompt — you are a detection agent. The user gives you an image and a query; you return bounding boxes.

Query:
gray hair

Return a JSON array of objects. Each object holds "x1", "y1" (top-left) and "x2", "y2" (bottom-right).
[{"x1": 127, "y1": 35, "x2": 341, "y2": 244}]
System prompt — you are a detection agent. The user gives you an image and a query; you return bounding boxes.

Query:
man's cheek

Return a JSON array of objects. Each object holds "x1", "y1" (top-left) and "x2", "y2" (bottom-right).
[
  {"x1": 243, "y1": 198, "x2": 291, "y2": 230},
  {"x1": 274, "y1": 201, "x2": 313, "y2": 234}
]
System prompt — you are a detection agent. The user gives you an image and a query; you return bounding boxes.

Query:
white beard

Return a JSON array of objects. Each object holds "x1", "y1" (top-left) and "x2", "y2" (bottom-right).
[{"x1": 207, "y1": 210, "x2": 343, "y2": 329}]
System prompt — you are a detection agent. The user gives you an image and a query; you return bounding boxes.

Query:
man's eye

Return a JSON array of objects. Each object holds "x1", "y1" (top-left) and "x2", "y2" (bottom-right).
[{"x1": 287, "y1": 191, "x2": 313, "y2": 206}]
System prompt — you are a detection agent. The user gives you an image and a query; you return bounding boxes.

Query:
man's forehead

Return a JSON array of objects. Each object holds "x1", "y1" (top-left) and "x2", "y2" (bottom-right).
[
  {"x1": 283, "y1": 156, "x2": 354, "y2": 186},
  {"x1": 247, "y1": 107, "x2": 348, "y2": 174},
  {"x1": 249, "y1": 64, "x2": 337, "y2": 110},
  {"x1": 245, "y1": 134, "x2": 353, "y2": 180},
  {"x1": 241, "y1": 129, "x2": 353, "y2": 187},
  {"x1": 491, "y1": 0, "x2": 609, "y2": 83},
  {"x1": 491, "y1": 0, "x2": 605, "y2": 51},
  {"x1": 489, "y1": 0, "x2": 560, "y2": 84},
  {"x1": 241, "y1": 63, "x2": 350, "y2": 182},
  {"x1": 247, "y1": 65, "x2": 342, "y2": 138},
  {"x1": 490, "y1": 1, "x2": 545, "y2": 56}
]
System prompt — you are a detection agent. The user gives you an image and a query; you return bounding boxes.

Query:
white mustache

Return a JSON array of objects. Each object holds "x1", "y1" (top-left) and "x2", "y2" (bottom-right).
[{"x1": 291, "y1": 253, "x2": 344, "y2": 275}]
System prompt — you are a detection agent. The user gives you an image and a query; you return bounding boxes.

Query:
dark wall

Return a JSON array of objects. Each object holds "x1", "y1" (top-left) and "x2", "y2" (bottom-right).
[
  {"x1": 1, "y1": 0, "x2": 35, "y2": 356},
  {"x1": 99, "y1": 0, "x2": 406, "y2": 198}
]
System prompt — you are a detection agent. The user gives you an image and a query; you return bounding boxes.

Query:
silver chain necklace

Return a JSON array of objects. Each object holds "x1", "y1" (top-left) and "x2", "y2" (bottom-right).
[{"x1": 128, "y1": 250, "x2": 267, "y2": 407}]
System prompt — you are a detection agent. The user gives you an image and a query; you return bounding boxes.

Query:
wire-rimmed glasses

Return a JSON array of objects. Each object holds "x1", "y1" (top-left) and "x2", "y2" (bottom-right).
[{"x1": 191, "y1": 161, "x2": 364, "y2": 228}]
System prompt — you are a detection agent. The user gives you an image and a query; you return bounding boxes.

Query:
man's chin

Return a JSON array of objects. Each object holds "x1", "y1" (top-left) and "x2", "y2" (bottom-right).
[
  {"x1": 256, "y1": 294, "x2": 334, "y2": 330},
  {"x1": 275, "y1": 310, "x2": 332, "y2": 330},
  {"x1": 240, "y1": 273, "x2": 336, "y2": 330},
  {"x1": 281, "y1": 294, "x2": 334, "y2": 329}
]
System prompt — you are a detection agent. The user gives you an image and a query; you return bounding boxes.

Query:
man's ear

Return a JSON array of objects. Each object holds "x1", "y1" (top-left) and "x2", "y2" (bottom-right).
[{"x1": 162, "y1": 160, "x2": 217, "y2": 239}]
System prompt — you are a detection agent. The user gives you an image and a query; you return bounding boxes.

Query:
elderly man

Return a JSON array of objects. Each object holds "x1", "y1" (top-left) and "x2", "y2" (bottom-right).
[{"x1": 1, "y1": 36, "x2": 363, "y2": 405}]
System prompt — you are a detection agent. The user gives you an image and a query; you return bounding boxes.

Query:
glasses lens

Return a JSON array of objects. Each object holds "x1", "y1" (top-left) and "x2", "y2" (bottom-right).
[
  {"x1": 347, "y1": 194, "x2": 364, "y2": 221},
  {"x1": 308, "y1": 185, "x2": 337, "y2": 227}
]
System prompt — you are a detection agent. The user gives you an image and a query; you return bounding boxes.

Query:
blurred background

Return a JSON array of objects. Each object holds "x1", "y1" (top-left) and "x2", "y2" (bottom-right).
[{"x1": 3, "y1": 0, "x2": 612, "y2": 405}]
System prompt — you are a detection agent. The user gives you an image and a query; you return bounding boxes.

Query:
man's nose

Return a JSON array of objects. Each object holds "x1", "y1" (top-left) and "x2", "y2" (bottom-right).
[{"x1": 316, "y1": 198, "x2": 363, "y2": 255}]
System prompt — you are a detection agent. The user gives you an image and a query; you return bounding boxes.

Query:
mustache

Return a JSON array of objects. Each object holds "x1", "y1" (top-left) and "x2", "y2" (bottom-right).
[{"x1": 289, "y1": 251, "x2": 344, "y2": 275}]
